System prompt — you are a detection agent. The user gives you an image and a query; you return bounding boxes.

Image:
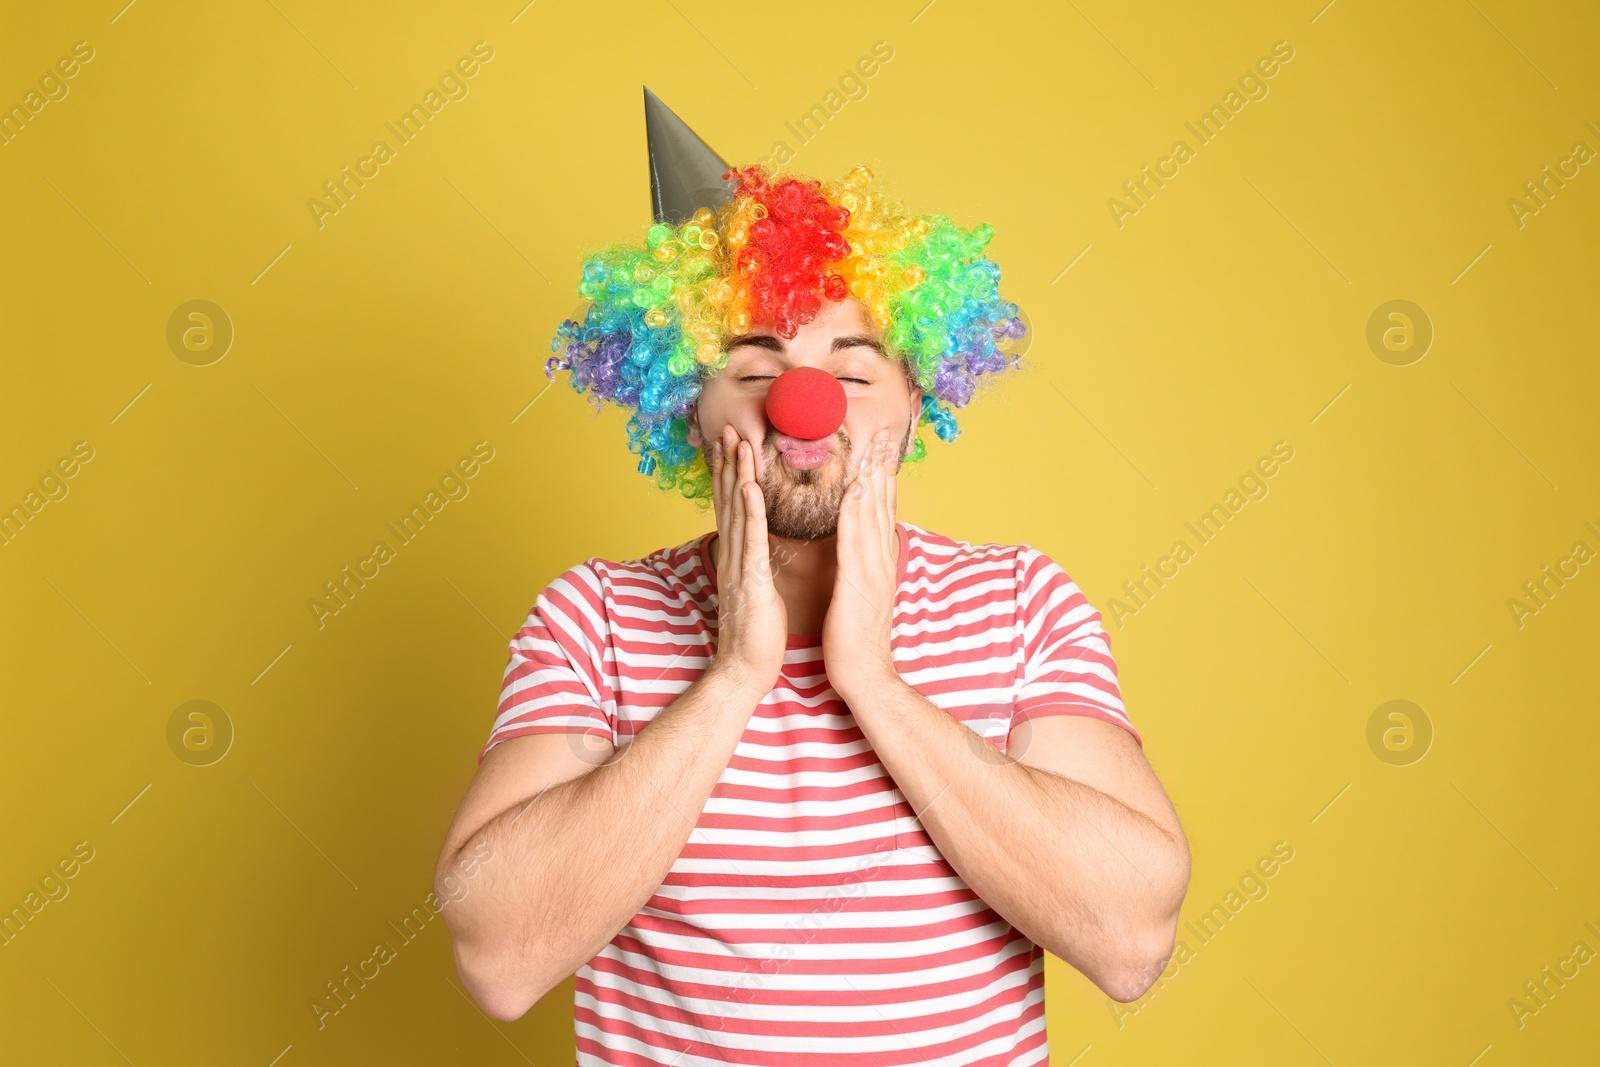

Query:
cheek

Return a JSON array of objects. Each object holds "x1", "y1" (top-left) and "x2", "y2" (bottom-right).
[
  {"x1": 689, "y1": 386, "x2": 738, "y2": 444},
  {"x1": 841, "y1": 397, "x2": 901, "y2": 441},
  {"x1": 695, "y1": 397, "x2": 778, "y2": 472}
]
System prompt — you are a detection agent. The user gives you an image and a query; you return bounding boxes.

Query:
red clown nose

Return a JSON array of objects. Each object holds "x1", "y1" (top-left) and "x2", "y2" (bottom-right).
[{"x1": 764, "y1": 367, "x2": 847, "y2": 442}]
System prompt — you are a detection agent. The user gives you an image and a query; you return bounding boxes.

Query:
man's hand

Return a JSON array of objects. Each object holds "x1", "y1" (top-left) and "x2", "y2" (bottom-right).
[
  {"x1": 708, "y1": 426, "x2": 789, "y2": 700},
  {"x1": 822, "y1": 431, "x2": 900, "y2": 693}
]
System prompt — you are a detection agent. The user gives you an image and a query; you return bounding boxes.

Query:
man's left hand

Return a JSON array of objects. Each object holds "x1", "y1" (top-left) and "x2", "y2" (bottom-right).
[{"x1": 822, "y1": 431, "x2": 901, "y2": 695}]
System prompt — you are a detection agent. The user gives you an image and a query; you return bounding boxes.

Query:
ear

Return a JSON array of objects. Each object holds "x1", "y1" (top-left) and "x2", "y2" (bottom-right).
[
  {"x1": 902, "y1": 387, "x2": 923, "y2": 456},
  {"x1": 686, "y1": 401, "x2": 703, "y2": 448}
]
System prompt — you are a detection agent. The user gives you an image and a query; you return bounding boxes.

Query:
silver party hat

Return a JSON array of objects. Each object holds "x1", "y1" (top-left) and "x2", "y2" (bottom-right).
[{"x1": 644, "y1": 86, "x2": 738, "y2": 225}]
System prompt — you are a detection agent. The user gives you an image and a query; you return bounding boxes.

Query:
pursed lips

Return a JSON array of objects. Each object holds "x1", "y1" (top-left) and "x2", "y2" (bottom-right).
[
  {"x1": 774, "y1": 434, "x2": 835, "y2": 455},
  {"x1": 773, "y1": 434, "x2": 836, "y2": 472}
]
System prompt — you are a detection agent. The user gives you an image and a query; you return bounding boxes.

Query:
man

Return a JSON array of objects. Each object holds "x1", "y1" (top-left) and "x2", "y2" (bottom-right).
[{"x1": 435, "y1": 104, "x2": 1188, "y2": 1064}]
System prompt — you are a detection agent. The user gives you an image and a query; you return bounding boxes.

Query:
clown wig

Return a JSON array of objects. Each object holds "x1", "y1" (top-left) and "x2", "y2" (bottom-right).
[{"x1": 546, "y1": 163, "x2": 1029, "y2": 506}]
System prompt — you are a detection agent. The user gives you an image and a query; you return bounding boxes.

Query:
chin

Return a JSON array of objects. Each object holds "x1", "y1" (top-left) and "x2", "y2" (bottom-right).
[
  {"x1": 767, "y1": 515, "x2": 839, "y2": 541},
  {"x1": 763, "y1": 482, "x2": 844, "y2": 541}
]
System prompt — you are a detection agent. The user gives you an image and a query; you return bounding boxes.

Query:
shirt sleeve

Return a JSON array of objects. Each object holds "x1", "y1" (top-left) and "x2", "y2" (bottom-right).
[
  {"x1": 1013, "y1": 545, "x2": 1141, "y2": 748},
  {"x1": 477, "y1": 561, "x2": 616, "y2": 764}
]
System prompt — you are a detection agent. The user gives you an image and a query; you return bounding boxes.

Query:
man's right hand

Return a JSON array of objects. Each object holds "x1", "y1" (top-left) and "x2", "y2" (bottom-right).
[{"x1": 706, "y1": 425, "x2": 788, "y2": 700}]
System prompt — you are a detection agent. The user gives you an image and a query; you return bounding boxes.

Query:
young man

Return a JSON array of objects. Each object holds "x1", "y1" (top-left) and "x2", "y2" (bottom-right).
[{"x1": 435, "y1": 136, "x2": 1189, "y2": 1064}]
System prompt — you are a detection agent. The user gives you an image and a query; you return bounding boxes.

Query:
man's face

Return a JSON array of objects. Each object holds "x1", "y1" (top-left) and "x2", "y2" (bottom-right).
[{"x1": 687, "y1": 297, "x2": 922, "y2": 540}]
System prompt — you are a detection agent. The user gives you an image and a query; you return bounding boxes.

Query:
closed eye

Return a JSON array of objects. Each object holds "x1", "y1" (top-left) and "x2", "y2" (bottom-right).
[{"x1": 737, "y1": 375, "x2": 871, "y2": 384}]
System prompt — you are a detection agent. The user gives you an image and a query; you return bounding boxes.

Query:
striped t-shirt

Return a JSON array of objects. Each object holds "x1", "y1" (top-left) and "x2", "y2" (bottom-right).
[{"x1": 480, "y1": 519, "x2": 1138, "y2": 1066}]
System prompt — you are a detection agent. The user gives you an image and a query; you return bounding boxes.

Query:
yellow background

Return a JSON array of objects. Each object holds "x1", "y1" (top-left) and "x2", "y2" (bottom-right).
[{"x1": 3, "y1": 0, "x2": 1597, "y2": 1063}]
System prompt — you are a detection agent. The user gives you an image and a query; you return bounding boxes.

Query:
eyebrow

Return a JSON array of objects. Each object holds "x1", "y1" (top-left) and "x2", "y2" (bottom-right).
[{"x1": 724, "y1": 333, "x2": 887, "y2": 359}]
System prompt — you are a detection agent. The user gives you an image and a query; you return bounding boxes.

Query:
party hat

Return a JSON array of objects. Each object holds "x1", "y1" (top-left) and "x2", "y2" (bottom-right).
[{"x1": 643, "y1": 86, "x2": 738, "y2": 225}]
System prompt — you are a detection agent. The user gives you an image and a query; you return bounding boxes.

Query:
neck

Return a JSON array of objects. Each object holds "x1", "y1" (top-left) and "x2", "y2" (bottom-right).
[{"x1": 710, "y1": 523, "x2": 900, "y2": 636}]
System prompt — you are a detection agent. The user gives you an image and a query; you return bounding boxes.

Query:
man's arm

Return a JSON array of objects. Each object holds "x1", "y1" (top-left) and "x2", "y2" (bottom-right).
[
  {"x1": 434, "y1": 667, "x2": 763, "y2": 1022},
  {"x1": 838, "y1": 673, "x2": 1189, "y2": 1004}
]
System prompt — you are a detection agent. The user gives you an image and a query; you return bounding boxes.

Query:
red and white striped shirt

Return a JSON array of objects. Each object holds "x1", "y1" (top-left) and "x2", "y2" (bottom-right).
[{"x1": 481, "y1": 520, "x2": 1138, "y2": 1066}]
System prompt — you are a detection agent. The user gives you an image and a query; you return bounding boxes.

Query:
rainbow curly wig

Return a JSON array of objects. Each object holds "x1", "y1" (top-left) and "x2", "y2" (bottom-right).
[{"x1": 546, "y1": 163, "x2": 1029, "y2": 506}]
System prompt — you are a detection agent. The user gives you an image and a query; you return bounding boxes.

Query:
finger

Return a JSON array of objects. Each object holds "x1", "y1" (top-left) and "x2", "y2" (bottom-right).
[
  {"x1": 864, "y1": 435, "x2": 889, "y2": 531},
  {"x1": 850, "y1": 434, "x2": 883, "y2": 537},
  {"x1": 744, "y1": 475, "x2": 770, "y2": 588},
  {"x1": 718, "y1": 443, "x2": 737, "y2": 579},
  {"x1": 719, "y1": 426, "x2": 737, "y2": 521},
  {"x1": 867, "y1": 433, "x2": 889, "y2": 542},
  {"x1": 710, "y1": 435, "x2": 726, "y2": 543},
  {"x1": 886, "y1": 437, "x2": 898, "y2": 525},
  {"x1": 741, "y1": 441, "x2": 767, "y2": 605},
  {"x1": 720, "y1": 427, "x2": 741, "y2": 571},
  {"x1": 729, "y1": 438, "x2": 748, "y2": 593},
  {"x1": 836, "y1": 450, "x2": 859, "y2": 551}
]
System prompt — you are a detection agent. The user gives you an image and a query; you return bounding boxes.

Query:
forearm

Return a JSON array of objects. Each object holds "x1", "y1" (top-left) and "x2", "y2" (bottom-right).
[
  {"x1": 442, "y1": 668, "x2": 761, "y2": 1014},
  {"x1": 842, "y1": 674, "x2": 1186, "y2": 998}
]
